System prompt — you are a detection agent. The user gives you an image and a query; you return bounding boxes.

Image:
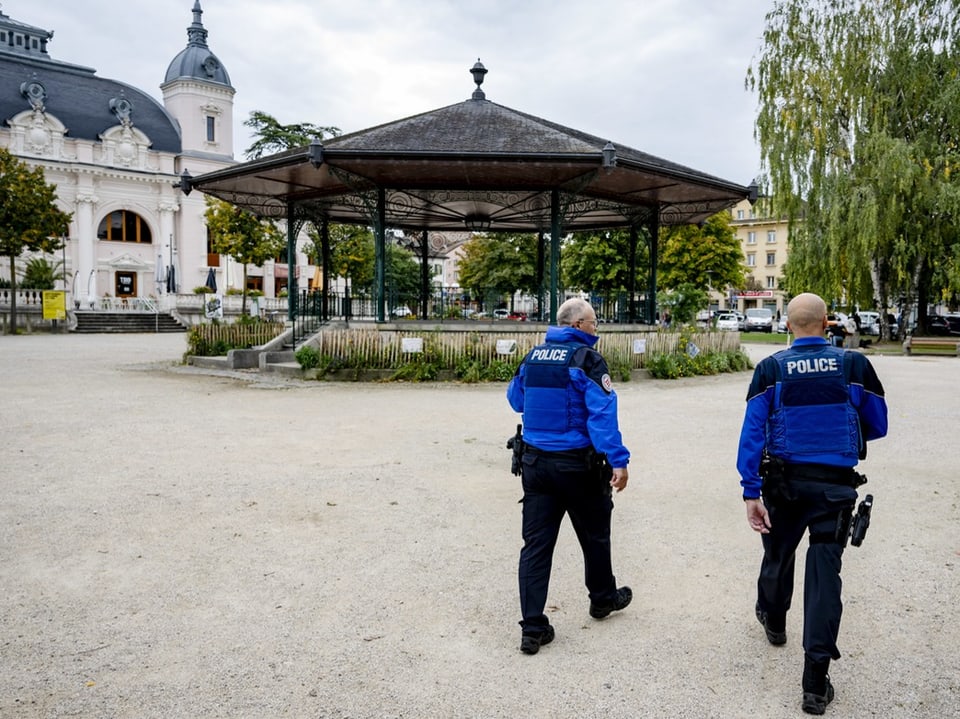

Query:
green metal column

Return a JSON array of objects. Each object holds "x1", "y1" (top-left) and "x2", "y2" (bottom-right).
[
  {"x1": 320, "y1": 216, "x2": 331, "y2": 321},
  {"x1": 374, "y1": 189, "x2": 386, "y2": 322},
  {"x1": 536, "y1": 231, "x2": 546, "y2": 322},
  {"x1": 420, "y1": 230, "x2": 430, "y2": 319},
  {"x1": 628, "y1": 224, "x2": 638, "y2": 322},
  {"x1": 287, "y1": 202, "x2": 298, "y2": 321},
  {"x1": 647, "y1": 211, "x2": 659, "y2": 324},
  {"x1": 549, "y1": 189, "x2": 561, "y2": 323}
]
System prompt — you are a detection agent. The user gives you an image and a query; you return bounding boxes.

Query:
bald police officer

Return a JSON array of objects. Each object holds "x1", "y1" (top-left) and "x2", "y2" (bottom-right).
[
  {"x1": 737, "y1": 292, "x2": 888, "y2": 714},
  {"x1": 507, "y1": 298, "x2": 631, "y2": 655}
]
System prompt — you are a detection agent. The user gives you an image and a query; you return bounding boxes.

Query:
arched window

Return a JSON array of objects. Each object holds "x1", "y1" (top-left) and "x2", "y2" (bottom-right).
[{"x1": 97, "y1": 210, "x2": 153, "y2": 244}]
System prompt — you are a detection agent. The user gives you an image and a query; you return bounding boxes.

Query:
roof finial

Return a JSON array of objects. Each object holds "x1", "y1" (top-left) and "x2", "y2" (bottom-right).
[
  {"x1": 187, "y1": 0, "x2": 208, "y2": 48},
  {"x1": 470, "y1": 59, "x2": 487, "y2": 100}
]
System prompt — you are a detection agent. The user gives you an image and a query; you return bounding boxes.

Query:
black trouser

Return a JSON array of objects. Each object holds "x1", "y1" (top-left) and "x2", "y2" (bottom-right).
[
  {"x1": 757, "y1": 478, "x2": 858, "y2": 662},
  {"x1": 518, "y1": 448, "x2": 617, "y2": 633}
]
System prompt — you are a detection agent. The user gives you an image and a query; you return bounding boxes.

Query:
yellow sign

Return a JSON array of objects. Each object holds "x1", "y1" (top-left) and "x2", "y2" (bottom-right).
[{"x1": 42, "y1": 290, "x2": 67, "y2": 321}]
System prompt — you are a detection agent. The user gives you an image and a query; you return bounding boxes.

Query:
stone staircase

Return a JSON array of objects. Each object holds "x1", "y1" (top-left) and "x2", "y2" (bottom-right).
[{"x1": 73, "y1": 311, "x2": 186, "y2": 333}]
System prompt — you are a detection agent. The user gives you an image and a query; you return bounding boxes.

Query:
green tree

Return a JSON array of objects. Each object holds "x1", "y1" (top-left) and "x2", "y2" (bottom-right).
[
  {"x1": 204, "y1": 197, "x2": 286, "y2": 315},
  {"x1": 457, "y1": 233, "x2": 538, "y2": 309},
  {"x1": 563, "y1": 229, "x2": 651, "y2": 289},
  {"x1": 658, "y1": 212, "x2": 746, "y2": 293},
  {"x1": 328, "y1": 224, "x2": 375, "y2": 293},
  {"x1": 384, "y1": 243, "x2": 421, "y2": 309},
  {"x1": 0, "y1": 148, "x2": 72, "y2": 333},
  {"x1": 658, "y1": 283, "x2": 709, "y2": 326},
  {"x1": 748, "y1": 0, "x2": 960, "y2": 337},
  {"x1": 243, "y1": 111, "x2": 341, "y2": 160},
  {"x1": 308, "y1": 225, "x2": 423, "y2": 311}
]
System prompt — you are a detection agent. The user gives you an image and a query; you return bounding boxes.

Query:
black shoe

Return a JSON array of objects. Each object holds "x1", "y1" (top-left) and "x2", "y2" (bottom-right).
[
  {"x1": 755, "y1": 602, "x2": 787, "y2": 645},
  {"x1": 519, "y1": 625, "x2": 555, "y2": 655},
  {"x1": 802, "y1": 656, "x2": 835, "y2": 715},
  {"x1": 802, "y1": 680, "x2": 835, "y2": 715},
  {"x1": 589, "y1": 586, "x2": 632, "y2": 619}
]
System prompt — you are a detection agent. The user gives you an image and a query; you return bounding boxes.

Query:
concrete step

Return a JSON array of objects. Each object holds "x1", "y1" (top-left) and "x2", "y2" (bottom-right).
[{"x1": 73, "y1": 311, "x2": 186, "y2": 333}]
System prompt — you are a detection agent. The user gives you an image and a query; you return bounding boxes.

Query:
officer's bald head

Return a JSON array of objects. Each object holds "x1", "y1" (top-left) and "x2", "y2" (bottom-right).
[{"x1": 786, "y1": 293, "x2": 828, "y2": 336}]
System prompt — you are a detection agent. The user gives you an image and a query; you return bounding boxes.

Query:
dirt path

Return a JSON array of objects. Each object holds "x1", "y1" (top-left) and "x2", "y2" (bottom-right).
[{"x1": 0, "y1": 334, "x2": 956, "y2": 718}]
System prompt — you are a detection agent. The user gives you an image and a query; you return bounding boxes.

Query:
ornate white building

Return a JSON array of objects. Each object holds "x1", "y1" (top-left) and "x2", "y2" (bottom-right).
[{"x1": 0, "y1": 2, "x2": 250, "y2": 307}]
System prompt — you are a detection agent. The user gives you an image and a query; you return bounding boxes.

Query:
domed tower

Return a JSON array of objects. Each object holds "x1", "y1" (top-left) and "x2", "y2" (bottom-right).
[{"x1": 161, "y1": 1, "x2": 234, "y2": 160}]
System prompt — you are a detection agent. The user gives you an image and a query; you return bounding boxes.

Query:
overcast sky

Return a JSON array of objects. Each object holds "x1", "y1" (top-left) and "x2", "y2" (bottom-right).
[{"x1": 18, "y1": 0, "x2": 773, "y2": 185}]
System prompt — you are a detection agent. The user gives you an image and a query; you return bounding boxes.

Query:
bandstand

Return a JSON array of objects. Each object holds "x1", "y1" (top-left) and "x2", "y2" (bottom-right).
[{"x1": 181, "y1": 61, "x2": 755, "y2": 326}]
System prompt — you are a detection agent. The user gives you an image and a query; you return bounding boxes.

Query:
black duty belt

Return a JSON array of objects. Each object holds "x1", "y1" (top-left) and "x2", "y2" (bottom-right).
[
  {"x1": 784, "y1": 462, "x2": 856, "y2": 485},
  {"x1": 524, "y1": 445, "x2": 593, "y2": 461}
]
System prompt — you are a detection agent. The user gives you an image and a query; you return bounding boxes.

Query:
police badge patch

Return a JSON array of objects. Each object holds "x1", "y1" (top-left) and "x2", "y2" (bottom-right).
[{"x1": 601, "y1": 373, "x2": 613, "y2": 392}]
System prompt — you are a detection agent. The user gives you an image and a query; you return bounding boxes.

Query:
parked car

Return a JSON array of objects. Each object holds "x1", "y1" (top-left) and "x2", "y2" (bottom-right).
[
  {"x1": 735, "y1": 311, "x2": 746, "y2": 330},
  {"x1": 715, "y1": 313, "x2": 739, "y2": 331},
  {"x1": 856, "y1": 311, "x2": 881, "y2": 336},
  {"x1": 506, "y1": 311, "x2": 528, "y2": 321},
  {"x1": 744, "y1": 308, "x2": 774, "y2": 332},
  {"x1": 391, "y1": 305, "x2": 413, "y2": 317},
  {"x1": 493, "y1": 309, "x2": 510, "y2": 320},
  {"x1": 927, "y1": 315, "x2": 955, "y2": 335},
  {"x1": 777, "y1": 314, "x2": 789, "y2": 333}
]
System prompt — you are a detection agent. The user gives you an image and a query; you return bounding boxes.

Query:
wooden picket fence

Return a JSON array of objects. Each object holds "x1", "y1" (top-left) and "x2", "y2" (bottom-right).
[
  {"x1": 188, "y1": 321, "x2": 287, "y2": 356},
  {"x1": 309, "y1": 328, "x2": 741, "y2": 370}
]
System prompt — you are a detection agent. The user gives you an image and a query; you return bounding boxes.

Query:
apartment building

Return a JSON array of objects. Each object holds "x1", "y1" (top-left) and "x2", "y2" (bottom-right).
[{"x1": 722, "y1": 198, "x2": 790, "y2": 317}]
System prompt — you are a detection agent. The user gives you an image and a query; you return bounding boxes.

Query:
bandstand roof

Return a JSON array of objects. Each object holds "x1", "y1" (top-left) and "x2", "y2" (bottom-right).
[{"x1": 185, "y1": 62, "x2": 754, "y2": 233}]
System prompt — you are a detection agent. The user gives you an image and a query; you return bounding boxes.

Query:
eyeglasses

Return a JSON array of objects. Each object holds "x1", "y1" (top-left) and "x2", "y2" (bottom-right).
[{"x1": 577, "y1": 317, "x2": 598, "y2": 327}]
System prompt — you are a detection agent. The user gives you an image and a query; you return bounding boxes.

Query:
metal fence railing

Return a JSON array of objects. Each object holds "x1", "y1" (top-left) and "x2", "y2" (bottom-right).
[{"x1": 290, "y1": 288, "x2": 651, "y2": 325}]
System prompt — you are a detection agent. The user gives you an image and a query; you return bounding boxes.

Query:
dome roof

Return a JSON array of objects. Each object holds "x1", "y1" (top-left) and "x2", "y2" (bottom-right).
[
  {"x1": 0, "y1": 8, "x2": 180, "y2": 152},
  {"x1": 164, "y1": 1, "x2": 232, "y2": 88}
]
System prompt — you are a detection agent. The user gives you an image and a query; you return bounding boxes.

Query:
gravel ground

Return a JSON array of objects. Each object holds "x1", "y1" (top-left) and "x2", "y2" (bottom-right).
[{"x1": 0, "y1": 333, "x2": 957, "y2": 718}]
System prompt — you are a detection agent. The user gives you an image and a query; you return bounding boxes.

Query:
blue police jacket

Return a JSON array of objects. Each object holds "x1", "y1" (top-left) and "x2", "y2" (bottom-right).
[
  {"x1": 507, "y1": 325, "x2": 630, "y2": 468},
  {"x1": 736, "y1": 336, "x2": 888, "y2": 499}
]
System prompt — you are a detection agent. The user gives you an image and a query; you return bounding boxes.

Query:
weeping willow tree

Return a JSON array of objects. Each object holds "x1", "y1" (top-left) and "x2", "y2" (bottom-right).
[{"x1": 748, "y1": 0, "x2": 960, "y2": 337}]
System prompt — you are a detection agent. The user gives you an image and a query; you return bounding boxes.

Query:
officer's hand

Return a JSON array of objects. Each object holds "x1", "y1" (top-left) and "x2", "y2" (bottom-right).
[
  {"x1": 611, "y1": 467, "x2": 628, "y2": 492},
  {"x1": 745, "y1": 498, "x2": 771, "y2": 534}
]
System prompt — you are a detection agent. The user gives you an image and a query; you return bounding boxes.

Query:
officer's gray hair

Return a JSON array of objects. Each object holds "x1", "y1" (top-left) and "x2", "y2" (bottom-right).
[{"x1": 557, "y1": 298, "x2": 592, "y2": 326}]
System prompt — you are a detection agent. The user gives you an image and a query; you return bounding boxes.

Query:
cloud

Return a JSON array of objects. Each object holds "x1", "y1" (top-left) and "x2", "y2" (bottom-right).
[{"x1": 17, "y1": 0, "x2": 769, "y2": 181}]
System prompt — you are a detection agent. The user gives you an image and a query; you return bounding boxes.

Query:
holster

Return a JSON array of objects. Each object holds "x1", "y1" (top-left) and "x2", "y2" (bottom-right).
[
  {"x1": 506, "y1": 424, "x2": 524, "y2": 476},
  {"x1": 588, "y1": 449, "x2": 614, "y2": 495},
  {"x1": 834, "y1": 506, "x2": 855, "y2": 547},
  {"x1": 759, "y1": 452, "x2": 795, "y2": 506}
]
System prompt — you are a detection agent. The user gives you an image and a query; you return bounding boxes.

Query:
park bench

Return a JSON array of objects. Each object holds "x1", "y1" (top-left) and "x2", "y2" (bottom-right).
[{"x1": 902, "y1": 335, "x2": 960, "y2": 356}]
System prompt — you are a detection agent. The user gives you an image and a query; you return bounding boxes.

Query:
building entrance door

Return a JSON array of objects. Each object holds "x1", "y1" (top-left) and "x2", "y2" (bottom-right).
[{"x1": 115, "y1": 271, "x2": 136, "y2": 298}]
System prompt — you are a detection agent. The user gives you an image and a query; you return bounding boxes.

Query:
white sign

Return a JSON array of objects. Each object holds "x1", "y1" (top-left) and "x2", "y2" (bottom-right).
[
  {"x1": 496, "y1": 339, "x2": 517, "y2": 355},
  {"x1": 401, "y1": 337, "x2": 423, "y2": 353},
  {"x1": 204, "y1": 295, "x2": 223, "y2": 319},
  {"x1": 632, "y1": 338, "x2": 646, "y2": 354}
]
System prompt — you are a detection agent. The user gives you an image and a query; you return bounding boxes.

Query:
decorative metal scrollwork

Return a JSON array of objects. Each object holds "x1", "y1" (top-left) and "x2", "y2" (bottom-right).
[{"x1": 659, "y1": 199, "x2": 732, "y2": 226}]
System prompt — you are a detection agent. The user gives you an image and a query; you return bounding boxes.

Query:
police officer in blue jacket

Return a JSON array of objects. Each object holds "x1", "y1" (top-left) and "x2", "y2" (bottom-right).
[
  {"x1": 736, "y1": 292, "x2": 888, "y2": 715},
  {"x1": 507, "y1": 298, "x2": 631, "y2": 655}
]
